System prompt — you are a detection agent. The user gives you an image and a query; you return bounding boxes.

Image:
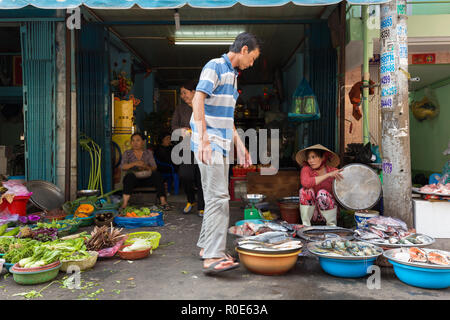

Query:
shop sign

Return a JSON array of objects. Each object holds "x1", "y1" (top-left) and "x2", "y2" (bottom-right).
[{"x1": 412, "y1": 53, "x2": 436, "y2": 65}]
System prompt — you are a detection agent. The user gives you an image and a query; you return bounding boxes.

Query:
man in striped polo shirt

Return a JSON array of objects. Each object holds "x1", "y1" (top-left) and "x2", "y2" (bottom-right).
[{"x1": 190, "y1": 32, "x2": 261, "y2": 275}]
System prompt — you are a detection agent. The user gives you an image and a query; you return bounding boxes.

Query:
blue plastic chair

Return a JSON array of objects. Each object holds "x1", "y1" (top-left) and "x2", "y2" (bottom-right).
[{"x1": 155, "y1": 158, "x2": 179, "y2": 195}]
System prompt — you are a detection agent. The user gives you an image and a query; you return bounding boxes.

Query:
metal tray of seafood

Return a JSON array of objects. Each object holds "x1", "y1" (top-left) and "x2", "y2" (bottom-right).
[
  {"x1": 383, "y1": 248, "x2": 450, "y2": 270},
  {"x1": 307, "y1": 241, "x2": 383, "y2": 260},
  {"x1": 298, "y1": 226, "x2": 355, "y2": 242},
  {"x1": 412, "y1": 187, "x2": 450, "y2": 197},
  {"x1": 355, "y1": 233, "x2": 435, "y2": 248},
  {"x1": 24, "y1": 180, "x2": 65, "y2": 211}
]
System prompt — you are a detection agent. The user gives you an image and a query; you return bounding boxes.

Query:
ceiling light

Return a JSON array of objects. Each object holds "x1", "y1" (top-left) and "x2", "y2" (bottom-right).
[{"x1": 174, "y1": 38, "x2": 234, "y2": 45}]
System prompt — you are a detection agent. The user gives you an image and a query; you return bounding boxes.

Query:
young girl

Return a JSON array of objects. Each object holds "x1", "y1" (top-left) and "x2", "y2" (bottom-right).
[{"x1": 295, "y1": 144, "x2": 343, "y2": 226}]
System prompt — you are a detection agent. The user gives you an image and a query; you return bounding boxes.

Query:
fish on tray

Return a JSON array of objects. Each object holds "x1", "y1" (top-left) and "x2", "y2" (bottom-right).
[
  {"x1": 310, "y1": 240, "x2": 381, "y2": 257},
  {"x1": 242, "y1": 231, "x2": 291, "y2": 244},
  {"x1": 366, "y1": 216, "x2": 408, "y2": 231},
  {"x1": 237, "y1": 239, "x2": 302, "y2": 251},
  {"x1": 264, "y1": 222, "x2": 289, "y2": 232},
  {"x1": 394, "y1": 247, "x2": 450, "y2": 266}
]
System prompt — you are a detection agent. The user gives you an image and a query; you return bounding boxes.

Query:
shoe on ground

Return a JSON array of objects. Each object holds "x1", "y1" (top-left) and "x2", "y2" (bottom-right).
[
  {"x1": 183, "y1": 202, "x2": 196, "y2": 214},
  {"x1": 198, "y1": 210, "x2": 204, "y2": 217}
]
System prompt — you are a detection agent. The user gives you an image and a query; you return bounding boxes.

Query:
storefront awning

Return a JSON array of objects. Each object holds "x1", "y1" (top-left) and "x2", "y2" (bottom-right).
[{"x1": 0, "y1": 0, "x2": 391, "y2": 10}]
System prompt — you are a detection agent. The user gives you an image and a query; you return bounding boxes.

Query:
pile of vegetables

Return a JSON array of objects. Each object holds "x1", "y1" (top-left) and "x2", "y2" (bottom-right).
[
  {"x1": 74, "y1": 203, "x2": 95, "y2": 218},
  {"x1": 62, "y1": 189, "x2": 121, "y2": 215},
  {"x1": 3, "y1": 238, "x2": 40, "y2": 264},
  {"x1": 85, "y1": 225, "x2": 125, "y2": 251},
  {"x1": 1, "y1": 226, "x2": 20, "y2": 236},
  {"x1": 95, "y1": 211, "x2": 114, "y2": 222},
  {"x1": 18, "y1": 214, "x2": 42, "y2": 225},
  {"x1": 35, "y1": 220, "x2": 70, "y2": 230},
  {"x1": 79, "y1": 134, "x2": 103, "y2": 195},
  {"x1": 122, "y1": 239, "x2": 152, "y2": 252},
  {"x1": 0, "y1": 236, "x2": 15, "y2": 254},
  {"x1": 121, "y1": 206, "x2": 160, "y2": 218},
  {"x1": 17, "y1": 226, "x2": 58, "y2": 242},
  {"x1": 2, "y1": 237, "x2": 90, "y2": 267},
  {"x1": 0, "y1": 222, "x2": 9, "y2": 236}
]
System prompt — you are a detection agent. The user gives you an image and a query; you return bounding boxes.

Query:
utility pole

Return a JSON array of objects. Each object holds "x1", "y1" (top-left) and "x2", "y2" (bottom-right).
[
  {"x1": 380, "y1": 0, "x2": 413, "y2": 227},
  {"x1": 362, "y1": 5, "x2": 370, "y2": 144}
]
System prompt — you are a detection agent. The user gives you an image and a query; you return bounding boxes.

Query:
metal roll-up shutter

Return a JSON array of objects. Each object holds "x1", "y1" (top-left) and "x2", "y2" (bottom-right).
[
  {"x1": 76, "y1": 23, "x2": 112, "y2": 192},
  {"x1": 21, "y1": 21, "x2": 56, "y2": 183}
]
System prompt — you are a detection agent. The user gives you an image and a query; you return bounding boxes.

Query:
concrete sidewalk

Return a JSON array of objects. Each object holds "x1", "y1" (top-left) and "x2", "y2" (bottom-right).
[{"x1": 0, "y1": 193, "x2": 449, "y2": 300}]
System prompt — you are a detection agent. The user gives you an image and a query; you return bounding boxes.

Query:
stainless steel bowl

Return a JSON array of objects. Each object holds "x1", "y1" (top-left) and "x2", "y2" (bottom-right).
[
  {"x1": 77, "y1": 189, "x2": 100, "y2": 198},
  {"x1": 277, "y1": 196, "x2": 299, "y2": 204},
  {"x1": 242, "y1": 194, "x2": 266, "y2": 204}
]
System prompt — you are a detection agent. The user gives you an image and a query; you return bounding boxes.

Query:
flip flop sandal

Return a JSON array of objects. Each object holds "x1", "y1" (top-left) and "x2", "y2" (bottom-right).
[
  {"x1": 227, "y1": 254, "x2": 239, "y2": 262},
  {"x1": 202, "y1": 258, "x2": 240, "y2": 276}
]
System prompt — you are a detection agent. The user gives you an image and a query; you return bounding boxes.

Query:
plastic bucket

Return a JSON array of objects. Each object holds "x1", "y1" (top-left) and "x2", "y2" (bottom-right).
[
  {"x1": 354, "y1": 210, "x2": 379, "y2": 229},
  {"x1": 278, "y1": 202, "x2": 300, "y2": 224},
  {"x1": 0, "y1": 196, "x2": 30, "y2": 216}
]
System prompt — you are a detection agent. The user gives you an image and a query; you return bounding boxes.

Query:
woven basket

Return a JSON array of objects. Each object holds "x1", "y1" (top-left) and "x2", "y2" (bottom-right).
[{"x1": 60, "y1": 251, "x2": 98, "y2": 272}]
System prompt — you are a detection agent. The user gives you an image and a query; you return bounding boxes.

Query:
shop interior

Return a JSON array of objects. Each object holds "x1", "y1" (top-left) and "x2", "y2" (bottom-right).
[
  {"x1": 0, "y1": 26, "x2": 24, "y2": 177},
  {"x1": 91, "y1": 3, "x2": 339, "y2": 178},
  {"x1": 0, "y1": 3, "x2": 341, "y2": 197}
]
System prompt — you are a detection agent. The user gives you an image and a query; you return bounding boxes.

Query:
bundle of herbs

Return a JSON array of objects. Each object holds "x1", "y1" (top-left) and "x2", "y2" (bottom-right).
[{"x1": 86, "y1": 225, "x2": 125, "y2": 251}]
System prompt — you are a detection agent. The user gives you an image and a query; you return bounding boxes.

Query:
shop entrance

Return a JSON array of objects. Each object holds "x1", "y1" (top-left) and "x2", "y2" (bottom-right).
[
  {"x1": 85, "y1": 3, "x2": 340, "y2": 178},
  {"x1": 0, "y1": 26, "x2": 24, "y2": 178}
]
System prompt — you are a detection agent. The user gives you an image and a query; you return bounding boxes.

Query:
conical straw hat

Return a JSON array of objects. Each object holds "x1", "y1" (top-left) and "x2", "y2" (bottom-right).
[{"x1": 295, "y1": 144, "x2": 340, "y2": 167}]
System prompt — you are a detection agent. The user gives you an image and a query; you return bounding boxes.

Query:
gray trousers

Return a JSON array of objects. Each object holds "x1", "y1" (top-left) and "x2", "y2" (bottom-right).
[{"x1": 195, "y1": 151, "x2": 230, "y2": 259}]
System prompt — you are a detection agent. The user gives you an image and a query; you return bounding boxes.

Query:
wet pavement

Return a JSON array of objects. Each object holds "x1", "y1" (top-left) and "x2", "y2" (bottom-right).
[{"x1": 0, "y1": 193, "x2": 449, "y2": 301}]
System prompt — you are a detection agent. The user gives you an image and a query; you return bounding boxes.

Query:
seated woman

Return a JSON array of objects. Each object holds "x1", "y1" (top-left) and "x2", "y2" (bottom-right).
[
  {"x1": 295, "y1": 144, "x2": 343, "y2": 226},
  {"x1": 120, "y1": 132, "x2": 172, "y2": 211}
]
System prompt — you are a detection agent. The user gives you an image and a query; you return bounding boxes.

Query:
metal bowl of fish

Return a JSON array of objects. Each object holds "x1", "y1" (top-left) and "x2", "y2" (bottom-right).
[
  {"x1": 355, "y1": 232, "x2": 435, "y2": 248},
  {"x1": 236, "y1": 238, "x2": 303, "y2": 255},
  {"x1": 383, "y1": 247, "x2": 450, "y2": 289},
  {"x1": 235, "y1": 232, "x2": 303, "y2": 275},
  {"x1": 307, "y1": 240, "x2": 383, "y2": 278},
  {"x1": 235, "y1": 248, "x2": 302, "y2": 276},
  {"x1": 298, "y1": 226, "x2": 355, "y2": 242},
  {"x1": 353, "y1": 216, "x2": 435, "y2": 248}
]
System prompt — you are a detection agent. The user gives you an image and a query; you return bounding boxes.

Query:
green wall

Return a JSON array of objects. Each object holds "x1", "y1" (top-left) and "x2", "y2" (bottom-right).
[{"x1": 409, "y1": 83, "x2": 450, "y2": 176}]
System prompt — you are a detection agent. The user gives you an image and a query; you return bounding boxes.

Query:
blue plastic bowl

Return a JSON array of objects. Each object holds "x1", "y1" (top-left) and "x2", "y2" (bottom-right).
[
  {"x1": 235, "y1": 219, "x2": 265, "y2": 226},
  {"x1": 388, "y1": 260, "x2": 450, "y2": 289},
  {"x1": 318, "y1": 257, "x2": 377, "y2": 278},
  {"x1": 4, "y1": 262, "x2": 14, "y2": 272}
]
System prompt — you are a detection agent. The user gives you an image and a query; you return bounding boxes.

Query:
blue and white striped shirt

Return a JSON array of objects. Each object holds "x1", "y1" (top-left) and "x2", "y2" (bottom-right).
[{"x1": 190, "y1": 53, "x2": 239, "y2": 157}]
